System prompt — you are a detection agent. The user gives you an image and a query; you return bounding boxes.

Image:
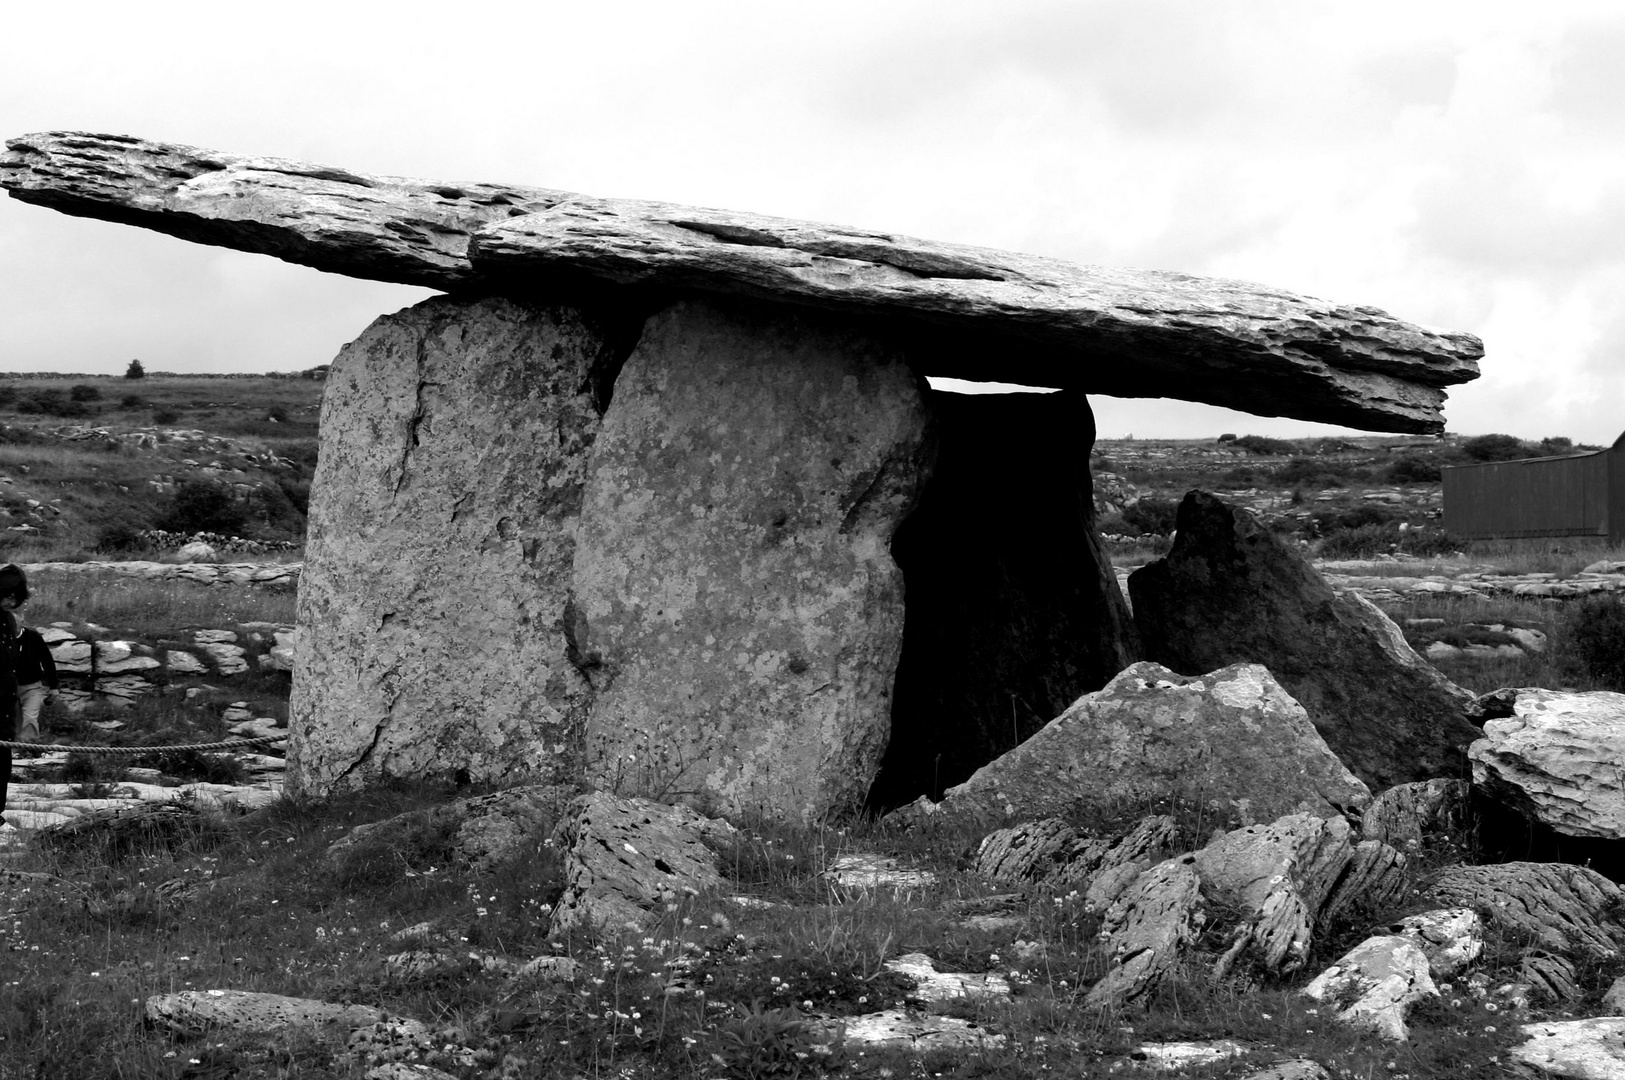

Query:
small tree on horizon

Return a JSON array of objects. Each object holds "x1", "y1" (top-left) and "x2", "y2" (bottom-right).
[{"x1": 124, "y1": 358, "x2": 145, "y2": 379}]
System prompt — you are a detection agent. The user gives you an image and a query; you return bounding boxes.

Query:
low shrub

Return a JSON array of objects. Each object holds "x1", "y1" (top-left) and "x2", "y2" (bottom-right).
[
  {"x1": 1120, "y1": 497, "x2": 1179, "y2": 536},
  {"x1": 1317, "y1": 523, "x2": 1398, "y2": 558},
  {"x1": 156, "y1": 479, "x2": 248, "y2": 536},
  {"x1": 68, "y1": 384, "x2": 102, "y2": 403},
  {"x1": 1275, "y1": 458, "x2": 1351, "y2": 488},
  {"x1": 1231, "y1": 434, "x2": 1300, "y2": 456},
  {"x1": 1562, "y1": 596, "x2": 1625, "y2": 691},
  {"x1": 1385, "y1": 456, "x2": 1443, "y2": 483},
  {"x1": 1462, "y1": 433, "x2": 1530, "y2": 462},
  {"x1": 16, "y1": 388, "x2": 93, "y2": 418}
]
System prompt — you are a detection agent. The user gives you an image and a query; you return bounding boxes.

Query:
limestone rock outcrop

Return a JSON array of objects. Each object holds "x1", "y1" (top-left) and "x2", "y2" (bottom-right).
[
  {"x1": 2, "y1": 132, "x2": 1481, "y2": 432},
  {"x1": 1423, "y1": 862, "x2": 1625, "y2": 959},
  {"x1": 1129, "y1": 491, "x2": 1480, "y2": 791},
  {"x1": 900, "y1": 662, "x2": 1369, "y2": 828},
  {"x1": 571, "y1": 300, "x2": 930, "y2": 818},
  {"x1": 288, "y1": 295, "x2": 617, "y2": 795},
  {"x1": 1509, "y1": 1018, "x2": 1625, "y2": 1079},
  {"x1": 1085, "y1": 856, "x2": 1205, "y2": 1007},
  {"x1": 1301, "y1": 936, "x2": 1438, "y2": 1041},
  {"x1": 548, "y1": 791, "x2": 736, "y2": 938},
  {"x1": 1469, "y1": 687, "x2": 1625, "y2": 839},
  {"x1": 323, "y1": 785, "x2": 575, "y2": 876},
  {"x1": 1195, "y1": 813, "x2": 1357, "y2": 976}
]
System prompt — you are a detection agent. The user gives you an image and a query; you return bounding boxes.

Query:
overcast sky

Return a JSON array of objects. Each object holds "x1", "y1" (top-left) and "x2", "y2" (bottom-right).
[{"x1": 3, "y1": 1, "x2": 1621, "y2": 442}]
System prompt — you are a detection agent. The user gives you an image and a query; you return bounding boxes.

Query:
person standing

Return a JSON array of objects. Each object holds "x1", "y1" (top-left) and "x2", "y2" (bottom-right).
[
  {"x1": 13, "y1": 621, "x2": 56, "y2": 745},
  {"x1": 0, "y1": 565, "x2": 22, "y2": 821}
]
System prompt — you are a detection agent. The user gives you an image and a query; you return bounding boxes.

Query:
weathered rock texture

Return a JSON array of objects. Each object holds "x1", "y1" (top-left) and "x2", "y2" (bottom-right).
[
  {"x1": 973, "y1": 814, "x2": 1182, "y2": 906},
  {"x1": 1510, "y1": 1018, "x2": 1625, "y2": 1079},
  {"x1": 322, "y1": 785, "x2": 575, "y2": 876},
  {"x1": 1301, "y1": 936, "x2": 1437, "y2": 1041},
  {"x1": 1423, "y1": 862, "x2": 1625, "y2": 960},
  {"x1": 1196, "y1": 813, "x2": 1357, "y2": 976},
  {"x1": 288, "y1": 296, "x2": 622, "y2": 793},
  {"x1": 1085, "y1": 855, "x2": 1205, "y2": 1008},
  {"x1": 1129, "y1": 491, "x2": 1480, "y2": 791},
  {"x1": 1, "y1": 132, "x2": 1481, "y2": 432},
  {"x1": 570, "y1": 300, "x2": 931, "y2": 819},
  {"x1": 1470, "y1": 688, "x2": 1625, "y2": 839},
  {"x1": 871, "y1": 389, "x2": 1139, "y2": 806},
  {"x1": 1361, "y1": 778, "x2": 1471, "y2": 853},
  {"x1": 548, "y1": 791, "x2": 737, "y2": 938},
  {"x1": 902, "y1": 662, "x2": 1369, "y2": 828}
]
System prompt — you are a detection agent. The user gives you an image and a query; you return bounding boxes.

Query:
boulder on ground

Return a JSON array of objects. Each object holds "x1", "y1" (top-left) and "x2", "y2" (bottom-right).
[
  {"x1": 1301, "y1": 935, "x2": 1437, "y2": 1041},
  {"x1": 146, "y1": 989, "x2": 401, "y2": 1041},
  {"x1": 898, "y1": 662, "x2": 1368, "y2": 829},
  {"x1": 973, "y1": 814, "x2": 1182, "y2": 906},
  {"x1": 1085, "y1": 855, "x2": 1205, "y2": 1007},
  {"x1": 1470, "y1": 687, "x2": 1625, "y2": 839},
  {"x1": 1361, "y1": 778, "x2": 1471, "y2": 854},
  {"x1": 1387, "y1": 908, "x2": 1483, "y2": 979},
  {"x1": 1195, "y1": 813, "x2": 1356, "y2": 975},
  {"x1": 1509, "y1": 1018, "x2": 1625, "y2": 1078},
  {"x1": 1128, "y1": 491, "x2": 1481, "y2": 792},
  {"x1": 1423, "y1": 862, "x2": 1625, "y2": 960},
  {"x1": 323, "y1": 784, "x2": 576, "y2": 876},
  {"x1": 548, "y1": 791, "x2": 737, "y2": 938}
]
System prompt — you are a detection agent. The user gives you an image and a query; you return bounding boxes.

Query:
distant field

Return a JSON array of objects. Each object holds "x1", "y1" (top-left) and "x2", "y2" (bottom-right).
[{"x1": 0, "y1": 373, "x2": 323, "y2": 563}]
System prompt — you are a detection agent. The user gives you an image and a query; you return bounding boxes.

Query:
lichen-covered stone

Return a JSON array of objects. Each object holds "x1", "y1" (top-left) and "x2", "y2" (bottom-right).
[
  {"x1": 1301, "y1": 935, "x2": 1437, "y2": 1041},
  {"x1": 571, "y1": 299, "x2": 930, "y2": 820},
  {"x1": 1130, "y1": 492, "x2": 1480, "y2": 792},
  {"x1": 289, "y1": 295, "x2": 618, "y2": 794},
  {"x1": 912, "y1": 662, "x2": 1368, "y2": 829},
  {"x1": 1086, "y1": 855, "x2": 1205, "y2": 1007},
  {"x1": 549, "y1": 791, "x2": 737, "y2": 938},
  {"x1": 1470, "y1": 688, "x2": 1625, "y2": 839},
  {"x1": 145, "y1": 989, "x2": 394, "y2": 1039},
  {"x1": 1424, "y1": 862, "x2": 1625, "y2": 960},
  {"x1": 1195, "y1": 813, "x2": 1356, "y2": 975}
]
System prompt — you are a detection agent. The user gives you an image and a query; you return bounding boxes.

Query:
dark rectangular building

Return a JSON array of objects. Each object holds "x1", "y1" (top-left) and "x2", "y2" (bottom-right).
[{"x1": 1443, "y1": 433, "x2": 1625, "y2": 542}]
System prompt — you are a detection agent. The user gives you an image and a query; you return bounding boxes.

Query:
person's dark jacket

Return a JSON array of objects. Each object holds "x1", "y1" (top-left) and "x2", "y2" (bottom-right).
[{"x1": 14, "y1": 628, "x2": 56, "y2": 688}]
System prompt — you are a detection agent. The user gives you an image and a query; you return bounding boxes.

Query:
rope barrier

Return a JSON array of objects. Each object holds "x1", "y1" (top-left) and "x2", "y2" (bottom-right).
[{"x1": 0, "y1": 735, "x2": 285, "y2": 755}]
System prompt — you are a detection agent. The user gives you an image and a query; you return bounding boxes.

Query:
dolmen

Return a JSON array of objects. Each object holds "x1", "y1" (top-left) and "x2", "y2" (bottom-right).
[{"x1": 2, "y1": 132, "x2": 1483, "y2": 822}]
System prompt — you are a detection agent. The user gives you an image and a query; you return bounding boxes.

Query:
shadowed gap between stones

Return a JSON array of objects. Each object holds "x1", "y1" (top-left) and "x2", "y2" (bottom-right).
[{"x1": 865, "y1": 388, "x2": 1142, "y2": 813}]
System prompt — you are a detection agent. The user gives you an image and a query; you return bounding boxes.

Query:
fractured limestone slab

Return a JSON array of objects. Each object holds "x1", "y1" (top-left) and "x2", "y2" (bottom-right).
[{"x1": 2, "y1": 131, "x2": 1480, "y2": 432}]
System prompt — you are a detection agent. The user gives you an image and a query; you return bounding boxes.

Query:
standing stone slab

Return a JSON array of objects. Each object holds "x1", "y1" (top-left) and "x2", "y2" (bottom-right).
[
  {"x1": 1129, "y1": 491, "x2": 1479, "y2": 792},
  {"x1": 289, "y1": 296, "x2": 623, "y2": 794},
  {"x1": 571, "y1": 299, "x2": 931, "y2": 820}
]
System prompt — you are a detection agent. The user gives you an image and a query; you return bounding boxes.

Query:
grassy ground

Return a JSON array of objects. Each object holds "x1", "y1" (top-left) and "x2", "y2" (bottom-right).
[
  {"x1": 0, "y1": 374, "x2": 321, "y2": 563},
  {"x1": 0, "y1": 781, "x2": 1570, "y2": 1080}
]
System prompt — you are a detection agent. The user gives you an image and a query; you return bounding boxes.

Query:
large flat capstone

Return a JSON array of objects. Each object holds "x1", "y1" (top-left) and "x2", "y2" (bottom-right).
[{"x1": 1, "y1": 131, "x2": 1481, "y2": 432}]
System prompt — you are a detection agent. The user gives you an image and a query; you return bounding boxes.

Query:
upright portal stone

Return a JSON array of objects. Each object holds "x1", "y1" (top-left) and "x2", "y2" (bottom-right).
[
  {"x1": 288, "y1": 296, "x2": 624, "y2": 793},
  {"x1": 570, "y1": 299, "x2": 931, "y2": 820}
]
